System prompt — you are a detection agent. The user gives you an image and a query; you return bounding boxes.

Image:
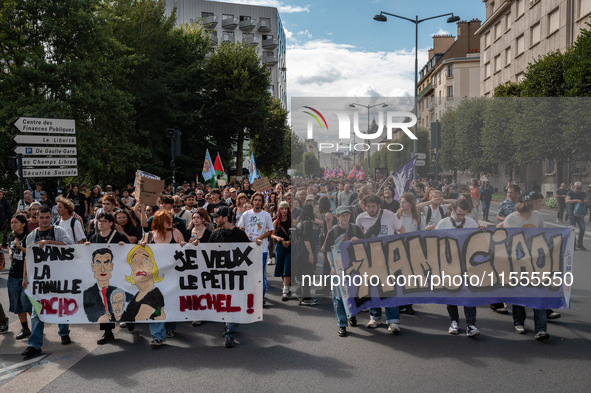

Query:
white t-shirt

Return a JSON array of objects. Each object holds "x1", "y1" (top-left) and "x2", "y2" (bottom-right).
[
  {"x1": 58, "y1": 216, "x2": 86, "y2": 243},
  {"x1": 503, "y1": 211, "x2": 544, "y2": 228},
  {"x1": 423, "y1": 204, "x2": 450, "y2": 226},
  {"x1": 397, "y1": 211, "x2": 426, "y2": 232},
  {"x1": 237, "y1": 209, "x2": 273, "y2": 249},
  {"x1": 355, "y1": 209, "x2": 403, "y2": 237},
  {"x1": 435, "y1": 215, "x2": 478, "y2": 230}
]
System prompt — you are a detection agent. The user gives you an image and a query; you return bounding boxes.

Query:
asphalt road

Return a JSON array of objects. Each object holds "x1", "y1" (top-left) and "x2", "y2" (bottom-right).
[{"x1": 1, "y1": 203, "x2": 590, "y2": 393}]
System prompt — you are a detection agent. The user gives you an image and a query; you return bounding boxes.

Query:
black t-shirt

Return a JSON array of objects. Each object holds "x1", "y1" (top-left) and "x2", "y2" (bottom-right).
[
  {"x1": 122, "y1": 224, "x2": 142, "y2": 242},
  {"x1": 274, "y1": 219, "x2": 291, "y2": 245},
  {"x1": 68, "y1": 192, "x2": 87, "y2": 217},
  {"x1": 40, "y1": 198, "x2": 54, "y2": 209},
  {"x1": 8, "y1": 232, "x2": 27, "y2": 279},
  {"x1": 209, "y1": 226, "x2": 249, "y2": 243},
  {"x1": 90, "y1": 230, "x2": 130, "y2": 244},
  {"x1": 192, "y1": 228, "x2": 211, "y2": 243},
  {"x1": 206, "y1": 200, "x2": 228, "y2": 215},
  {"x1": 121, "y1": 287, "x2": 164, "y2": 322},
  {"x1": 381, "y1": 198, "x2": 400, "y2": 213}
]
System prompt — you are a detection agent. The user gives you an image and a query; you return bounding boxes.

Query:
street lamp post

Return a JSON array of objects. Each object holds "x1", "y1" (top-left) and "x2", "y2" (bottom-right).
[
  {"x1": 373, "y1": 11, "x2": 460, "y2": 162},
  {"x1": 350, "y1": 102, "x2": 388, "y2": 180}
]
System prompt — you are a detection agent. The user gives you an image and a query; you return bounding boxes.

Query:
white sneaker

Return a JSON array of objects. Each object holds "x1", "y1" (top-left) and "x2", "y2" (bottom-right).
[
  {"x1": 514, "y1": 325, "x2": 525, "y2": 334},
  {"x1": 449, "y1": 320, "x2": 459, "y2": 335},
  {"x1": 367, "y1": 319, "x2": 379, "y2": 328},
  {"x1": 388, "y1": 323, "x2": 400, "y2": 334},
  {"x1": 466, "y1": 324, "x2": 481, "y2": 337}
]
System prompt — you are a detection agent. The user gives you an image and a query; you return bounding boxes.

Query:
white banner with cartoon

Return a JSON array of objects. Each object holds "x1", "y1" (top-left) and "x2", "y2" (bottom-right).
[{"x1": 24, "y1": 243, "x2": 263, "y2": 324}]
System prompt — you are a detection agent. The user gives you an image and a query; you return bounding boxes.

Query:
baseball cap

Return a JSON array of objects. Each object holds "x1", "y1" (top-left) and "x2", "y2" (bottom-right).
[
  {"x1": 230, "y1": 188, "x2": 237, "y2": 193},
  {"x1": 336, "y1": 206, "x2": 352, "y2": 215},
  {"x1": 210, "y1": 205, "x2": 232, "y2": 219},
  {"x1": 278, "y1": 201, "x2": 290, "y2": 209}
]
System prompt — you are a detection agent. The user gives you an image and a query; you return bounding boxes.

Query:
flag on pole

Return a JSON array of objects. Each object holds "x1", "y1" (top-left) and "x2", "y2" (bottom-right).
[
  {"x1": 347, "y1": 166, "x2": 356, "y2": 179},
  {"x1": 322, "y1": 167, "x2": 328, "y2": 179},
  {"x1": 391, "y1": 157, "x2": 417, "y2": 201},
  {"x1": 202, "y1": 149, "x2": 216, "y2": 186},
  {"x1": 356, "y1": 165, "x2": 365, "y2": 181},
  {"x1": 214, "y1": 153, "x2": 224, "y2": 176},
  {"x1": 337, "y1": 166, "x2": 344, "y2": 178},
  {"x1": 248, "y1": 152, "x2": 258, "y2": 184}
]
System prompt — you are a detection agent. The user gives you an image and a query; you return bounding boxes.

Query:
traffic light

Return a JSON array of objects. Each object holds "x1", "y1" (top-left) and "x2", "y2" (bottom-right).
[
  {"x1": 430, "y1": 121, "x2": 441, "y2": 149},
  {"x1": 166, "y1": 128, "x2": 182, "y2": 158}
]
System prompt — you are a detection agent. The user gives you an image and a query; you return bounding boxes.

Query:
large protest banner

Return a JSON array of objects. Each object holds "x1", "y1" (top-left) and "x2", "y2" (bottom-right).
[
  {"x1": 328, "y1": 227, "x2": 574, "y2": 318},
  {"x1": 25, "y1": 243, "x2": 263, "y2": 324}
]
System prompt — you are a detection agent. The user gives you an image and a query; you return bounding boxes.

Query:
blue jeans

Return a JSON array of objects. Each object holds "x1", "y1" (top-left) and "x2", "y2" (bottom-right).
[
  {"x1": 149, "y1": 322, "x2": 166, "y2": 341},
  {"x1": 370, "y1": 307, "x2": 400, "y2": 324},
  {"x1": 332, "y1": 287, "x2": 348, "y2": 327},
  {"x1": 29, "y1": 308, "x2": 69, "y2": 349},
  {"x1": 570, "y1": 215, "x2": 586, "y2": 245},
  {"x1": 513, "y1": 306, "x2": 547, "y2": 333},
  {"x1": 225, "y1": 322, "x2": 239, "y2": 338}
]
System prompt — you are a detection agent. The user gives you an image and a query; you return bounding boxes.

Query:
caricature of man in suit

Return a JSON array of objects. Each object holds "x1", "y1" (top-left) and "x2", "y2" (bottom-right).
[{"x1": 83, "y1": 248, "x2": 130, "y2": 344}]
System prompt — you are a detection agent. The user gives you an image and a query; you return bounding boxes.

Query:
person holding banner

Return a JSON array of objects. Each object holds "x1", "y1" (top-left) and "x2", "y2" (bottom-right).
[
  {"x1": 396, "y1": 192, "x2": 427, "y2": 316},
  {"x1": 85, "y1": 213, "x2": 130, "y2": 344},
  {"x1": 21, "y1": 207, "x2": 74, "y2": 359},
  {"x1": 137, "y1": 210, "x2": 186, "y2": 347},
  {"x1": 435, "y1": 199, "x2": 482, "y2": 337},
  {"x1": 321, "y1": 205, "x2": 364, "y2": 337},
  {"x1": 209, "y1": 205, "x2": 254, "y2": 348},
  {"x1": 502, "y1": 193, "x2": 550, "y2": 340},
  {"x1": 355, "y1": 195, "x2": 405, "y2": 334}
]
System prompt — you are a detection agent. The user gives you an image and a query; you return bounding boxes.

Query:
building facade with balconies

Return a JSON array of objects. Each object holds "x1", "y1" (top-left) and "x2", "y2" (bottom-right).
[
  {"x1": 477, "y1": 0, "x2": 591, "y2": 97},
  {"x1": 475, "y1": 0, "x2": 591, "y2": 195},
  {"x1": 165, "y1": 0, "x2": 287, "y2": 107},
  {"x1": 416, "y1": 20, "x2": 482, "y2": 129}
]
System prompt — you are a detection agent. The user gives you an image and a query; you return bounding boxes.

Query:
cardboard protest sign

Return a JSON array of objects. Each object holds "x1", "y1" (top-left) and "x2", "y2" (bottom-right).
[
  {"x1": 251, "y1": 177, "x2": 272, "y2": 192},
  {"x1": 25, "y1": 243, "x2": 263, "y2": 324},
  {"x1": 324, "y1": 227, "x2": 574, "y2": 317},
  {"x1": 134, "y1": 171, "x2": 165, "y2": 206}
]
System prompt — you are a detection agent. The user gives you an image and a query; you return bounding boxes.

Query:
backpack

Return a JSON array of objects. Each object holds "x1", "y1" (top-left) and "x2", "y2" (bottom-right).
[
  {"x1": 364, "y1": 209, "x2": 384, "y2": 238},
  {"x1": 426, "y1": 205, "x2": 445, "y2": 225}
]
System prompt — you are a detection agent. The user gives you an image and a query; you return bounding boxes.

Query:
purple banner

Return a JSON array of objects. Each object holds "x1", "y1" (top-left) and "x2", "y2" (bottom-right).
[
  {"x1": 331, "y1": 227, "x2": 574, "y2": 317},
  {"x1": 392, "y1": 156, "x2": 416, "y2": 201}
]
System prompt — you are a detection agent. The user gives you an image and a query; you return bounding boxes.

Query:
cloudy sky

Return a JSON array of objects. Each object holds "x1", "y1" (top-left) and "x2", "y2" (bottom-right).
[{"x1": 210, "y1": 0, "x2": 486, "y2": 108}]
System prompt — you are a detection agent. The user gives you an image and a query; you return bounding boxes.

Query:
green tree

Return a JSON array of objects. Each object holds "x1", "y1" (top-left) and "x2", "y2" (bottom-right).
[
  {"x1": 564, "y1": 23, "x2": 591, "y2": 96},
  {"x1": 203, "y1": 43, "x2": 272, "y2": 177},
  {"x1": 521, "y1": 51, "x2": 566, "y2": 96},
  {"x1": 110, "y1": 0, "x2": 209, "y2": 183},
  {"x1": 302, "y1": 152, "x2": 322, "y2": 178},
  {"x1": 0, "y1": 0, "x2": 135, "y2": 190},
  {"x1": 249, "y1": 98, "x2": 291, "y2": 177}
]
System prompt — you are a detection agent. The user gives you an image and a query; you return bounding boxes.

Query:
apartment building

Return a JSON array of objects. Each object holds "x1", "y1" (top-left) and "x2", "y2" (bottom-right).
[
  {"x1": 416, "y1": 20, "x2": 482, "y2": 129},
  {"x1": 475, "y1": 0, "x2": 591, "y2": 194},
  {"x1": 165, "y1": 0, "x2": 287, "y2": 107}
]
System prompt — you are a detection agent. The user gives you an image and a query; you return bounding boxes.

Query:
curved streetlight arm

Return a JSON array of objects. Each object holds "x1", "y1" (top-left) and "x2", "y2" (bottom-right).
[{"x1": 377, "y1": 11, "x2": 458, "y2": 25}]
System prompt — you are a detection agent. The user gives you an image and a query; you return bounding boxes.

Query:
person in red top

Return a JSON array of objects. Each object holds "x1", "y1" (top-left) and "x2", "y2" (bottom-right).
[{"x1": 469, "y1": 179, "x2": 481, "y2": 216}]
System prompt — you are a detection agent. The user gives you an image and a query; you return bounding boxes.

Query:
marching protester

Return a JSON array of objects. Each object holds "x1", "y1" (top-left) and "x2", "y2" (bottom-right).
[
  {"x1": 479, "y1": 179, "x2": 494, "y2": 222},
  {"x1": 501, "y1": 192, "x2": 549, "y2": 340},
  {"x1": 396, "y1": 192, "x2": 426, "y2": 315},
  {"x1": 56, "y1": 196, "x2": 86, "y2": 244},
  {"x1": 22, "y1": 207, "x2": 73, "y2": 358},
  {"x1": 566, "y1": 181, "x2": 587, "y2": 251},
  {"x1": 209, "y1": 205, "x2": 254, "y2": 347},
  {"x1": 320, "y1": 205, "x2": 364, "y2": 337},
  {"x1": 139, "y1": 210, "x2": 186, "y2": 347},
  {"x1": 435, "y1": 199, "x2": 483, "y2": 337},
  {"x1": 271, "y1": 201, "x2": 293, "y2": 301},
  {"x1": 85, "y1": 212, "x2": 129, "y2": 345},
  {"x1": 7, "y1": 214, "x2": 32, "y2": 339},
  {"x1": 355, "y1": 194, "x2": 405, "y2": 334}
]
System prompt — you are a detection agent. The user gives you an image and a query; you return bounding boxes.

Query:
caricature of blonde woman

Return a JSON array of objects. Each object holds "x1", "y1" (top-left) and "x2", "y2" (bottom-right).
[{"x1": 121, "y1": 245, "x2": 166, "y2": 322}]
